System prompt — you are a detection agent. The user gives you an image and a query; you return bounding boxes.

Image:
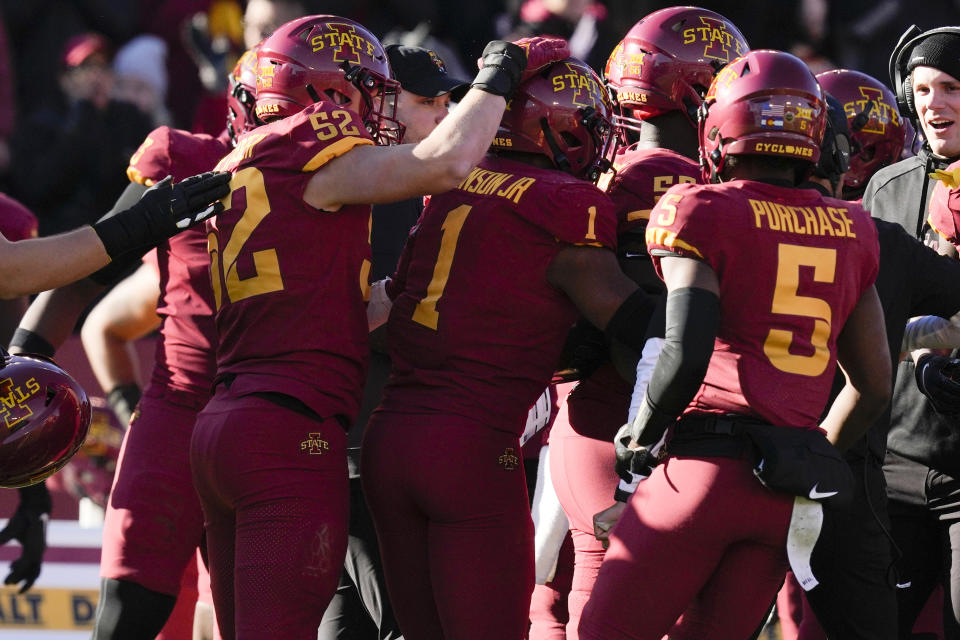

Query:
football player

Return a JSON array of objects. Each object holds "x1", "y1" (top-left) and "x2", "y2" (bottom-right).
[
  {"x1": 547, "y1": 8, "x2": 749, "y2": 637},
  {"x1": 9, "y1": 46, "x2": 260, "y2": 640},
  {"x1": 578, "y1": 50, "x2": 890, "y2": 639},
  {"x1": 816, "y1": 69, "x2": 906, "y2": 201},
  {"x1": 360, "y1": 56, "x2": 659, "y2": 639},
  {"x1": 194, "y1": 15, "x2": 570, "y2": 639}
]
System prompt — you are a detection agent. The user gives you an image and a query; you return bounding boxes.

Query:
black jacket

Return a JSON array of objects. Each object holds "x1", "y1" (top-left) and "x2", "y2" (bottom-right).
[{"x1": 863, "y1": 149, "x2": 960, "y2": 474}]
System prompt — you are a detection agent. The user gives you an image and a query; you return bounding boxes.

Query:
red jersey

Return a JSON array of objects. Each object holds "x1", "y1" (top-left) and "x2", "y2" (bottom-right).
[
  {"x1": 379, "y1": 156, "x2": 617, "y2": 435},
  {"x1": 209, "y1": 102, "x2": 375, "y2": 421},
  {"x1": 572, "y1": 146, "x2": 702, "y2": 429},
  {"x1": 126, "y1": 126, "x2": 230, "y2": 394},
  {"x1": 646, "y1": 180, "x2": 880, "y2": 428},
  {"x1": 601, "y1": 146, "x2": 700, "y2": 236},
  {"x1": 0, "y1": 193, "x2": 37, "y2": 241}
]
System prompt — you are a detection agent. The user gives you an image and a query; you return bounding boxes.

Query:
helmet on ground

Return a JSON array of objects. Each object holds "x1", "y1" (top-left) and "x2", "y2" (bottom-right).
[
  {"x1": 254, "y1": 15, "x2": 403, "y2": 144},
  {"x1": 604, "y1": 6, "x2": 749, "y2": 133},
  {"x1": 492, "y1": 57, "x2": 618, "y2": 182},
  {"x1": 699, "y1": 49, "x2": 825, "y2": 183},
  {"x1": 0, "y1": 353, "x2": 91, "y2": 488}
]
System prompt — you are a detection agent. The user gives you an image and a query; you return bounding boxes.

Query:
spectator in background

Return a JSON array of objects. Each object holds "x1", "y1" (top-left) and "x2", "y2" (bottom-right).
[
  {"x1": 8, "y1": 33, "x2": 152, "y2": 236},
  {"x1": 113, "y1": 35, "x2": 171, "y2": 128},
  {"x1": 242, "y1": 0, "x2": 313, "y2": 48},
  {"x1": 500, "y1": 0, "x2": 619, "y2": 71}
]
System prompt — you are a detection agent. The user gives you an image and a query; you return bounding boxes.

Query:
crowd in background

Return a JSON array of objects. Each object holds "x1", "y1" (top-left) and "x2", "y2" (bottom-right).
[{"x1": 0, "y1": 0, "x2": 953, "y2": 238}]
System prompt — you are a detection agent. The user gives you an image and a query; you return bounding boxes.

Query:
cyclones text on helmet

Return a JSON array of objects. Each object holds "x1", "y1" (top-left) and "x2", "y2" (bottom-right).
[
  {"x1": 698, "y1": 49, "x2": 826, "y2": 184},
  {"x1": 492, "y1": 57, "x2": 618, "y2": 183},
  {"x1": 0, "y1": 351, "x2": 92, "y2": 488},
  {"x1": 604, "y1": 6, "x2": 749, "y2": 135},
  {"x1": 254, "y1": 15, "x2": 403, "y2": 145}
]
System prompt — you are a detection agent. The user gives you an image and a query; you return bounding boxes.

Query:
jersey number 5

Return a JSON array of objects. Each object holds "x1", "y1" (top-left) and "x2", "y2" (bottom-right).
[
  {"x1": 208, "y1": 167, "x2": 285, "y2": 309},
  {"x1": 763, "y1": 243, "x2": 836, "y2": 377}
]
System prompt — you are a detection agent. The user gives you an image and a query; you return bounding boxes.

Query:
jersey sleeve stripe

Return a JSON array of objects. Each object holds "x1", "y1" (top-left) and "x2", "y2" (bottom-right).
[
  {"x1": 626, "y1": 209, "x2": 652, "y2": 222},
  {"x1": 125, "y1": 166, "x2": 156, "y2": 187},
  {"x1": 301, "y1": 137, "x2": 375, "y2": 173},
  {"x1": 927, "y1": 214, "x2": 954, "y2": 243},
  {"x1": 645, "y1": 227, "x2": 704, "y2": 259}
]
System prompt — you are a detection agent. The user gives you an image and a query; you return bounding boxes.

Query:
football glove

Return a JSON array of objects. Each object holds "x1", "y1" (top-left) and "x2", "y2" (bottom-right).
[
  {"x1": 472, "y1": 36, "x2": 570, "y2": 98},
  {"x1": 915, "y1": 353, "x2": 960, "y2": 414},
  {"x1": 613, "y1": 422, "x2": 657, "y2": 484},
  {"x1": 93, "y1": 172, "x2": 230, "y2": 259},
  {"x1": 0, "y1": 482, "x2": 51, "y2": 593}
]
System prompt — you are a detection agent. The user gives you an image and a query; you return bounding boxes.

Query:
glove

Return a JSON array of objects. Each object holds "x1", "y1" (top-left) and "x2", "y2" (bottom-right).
[
  {"x1": 593, "y1": 501, "x2": 626, "y2": 550},
  {"x1": 915, "y1": 353, "x2": 960, "y2": 414},
  {"x1": 0, "y1": 482, "x2": 52, "y2": 593},
  {"x1": 613, "y1": 422, "x2": 657, "y2": 484},
  {"x1": 472, "y1": 36, "x2": 569, "y2": 97},
  {"x1": 513, "y1": 36, "x2": 570, "y2": 83},
  {"x1": 107, "y1": 382, "x2": 141, "y2": 427},
  {"x1": 93, "y1": 172, "x2": 231, "y2": 259},
  {"x1": 553, "y1": 319, "x2": 608, "y2": 383}
]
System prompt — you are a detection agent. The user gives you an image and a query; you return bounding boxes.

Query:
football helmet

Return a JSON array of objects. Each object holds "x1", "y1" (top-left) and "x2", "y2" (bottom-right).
[
  {"x1": 491, "y1": 58, "x2": 617, "y2": 182},
  {"x1": 227, "y1": 44, "x2": 261, "y2": 145},
  {"x1": 699, "y1": 49, "x2": 825, "y2": 183},
  {"x1": 604, "y1": 6, "x2": 749, "y2": 133},
  {"x1": 816, "y1": 69, "x2": 906, "y2": 192},
  {"x1": 254, "y1": 15, "x2": 403, "y2": 145},
  {"x1": 0, "y1": 353, "x2": 91, "y2": 488}
]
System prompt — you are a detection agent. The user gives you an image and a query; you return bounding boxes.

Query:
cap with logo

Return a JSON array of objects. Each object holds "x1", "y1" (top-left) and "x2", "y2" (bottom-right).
[{"x1": 386, "y1": 44, "x2": 469, "y2": 100}]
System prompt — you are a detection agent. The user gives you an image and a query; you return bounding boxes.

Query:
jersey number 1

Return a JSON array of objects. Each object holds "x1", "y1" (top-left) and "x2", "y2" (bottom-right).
[{"x1": 412, "y1": 205, "x2": 471, "y2": 330}]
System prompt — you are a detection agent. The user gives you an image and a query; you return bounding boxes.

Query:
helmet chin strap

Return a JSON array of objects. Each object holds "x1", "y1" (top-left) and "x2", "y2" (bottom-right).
[{"x1": 540, "y1": 117, "x2": 572, "y2": 174}]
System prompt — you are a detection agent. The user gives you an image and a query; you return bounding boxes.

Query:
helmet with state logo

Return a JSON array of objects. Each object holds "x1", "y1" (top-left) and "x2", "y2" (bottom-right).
[
  {"x1": 699, "y1": 49, "x2": 826, "y2": 183},
  {"x1": 0, "y1": 353, "x2": 91, "y2": 488},
  {"x1": 226, "y1": 43, "x2": 261, "y2": 145},
  {"x1": 604, "y1": 6, "x2": 749, "y2": 133},
  {"x1": 492, "y1": 57, "x2": 618, "y2": 182},
  {"x1": 254, "y1": 15, "x2": 403, "y2": 144},
  {"x1": 815, "y1": 69, "x2": 906, "y2": 193}
]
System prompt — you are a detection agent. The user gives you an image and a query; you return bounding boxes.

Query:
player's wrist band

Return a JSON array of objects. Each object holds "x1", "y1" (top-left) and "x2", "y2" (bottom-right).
[
  {"x1": 471, "y1": 41, "x2": 526, "y2": 97},
  {"x1": 9, "y1": 328, "x2": 56, "y2": 359}
]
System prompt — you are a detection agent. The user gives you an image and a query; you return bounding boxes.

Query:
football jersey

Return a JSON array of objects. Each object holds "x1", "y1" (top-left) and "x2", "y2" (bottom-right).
[
  {"x1": 209, "y1": 101, "x2": 375, "y2": 421},
  {"x1": 928, "y1": 195, "x2": 960, "y2": 246},
  {"x1": 0, "y1": 193, "x2": 37, "y2": 241},
  {"x1": 126, "y1": 126, "x2": 230, "y2": 393},
  {"x1": 646, "y1": 180, "x2": 879, "y2": 428},
  {"x1": 600, "y1": 146, "x2": 701, "y2": 236},
  {"x1": 572, "y1": 146, "x2": 702, "y2": 428},
  {"x1": 379, "y1": 155, "x2": 617, "y2": 435}
]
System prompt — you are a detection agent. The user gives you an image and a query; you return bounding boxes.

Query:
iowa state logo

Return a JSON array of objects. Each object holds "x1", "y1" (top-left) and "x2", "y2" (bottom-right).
[{"x1": 0, "y1": 376, "x2": 39, "y2": 430}]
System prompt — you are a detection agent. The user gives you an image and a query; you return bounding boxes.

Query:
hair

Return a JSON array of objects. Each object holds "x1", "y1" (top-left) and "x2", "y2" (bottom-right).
[{"x1": 724, "y1": 154, "x2": 814, "y2": 185}]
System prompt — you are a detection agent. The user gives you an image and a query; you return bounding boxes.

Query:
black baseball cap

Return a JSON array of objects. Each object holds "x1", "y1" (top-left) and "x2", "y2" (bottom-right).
[{"x1": 386, "y1": 44, "x2": 470, "y2": 100}]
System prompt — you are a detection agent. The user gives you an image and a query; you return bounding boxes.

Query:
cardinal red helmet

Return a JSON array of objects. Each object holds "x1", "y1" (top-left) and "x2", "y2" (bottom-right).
[
  {"x1": 816, "y1": 69, "x2": 906, "y2": 193},
  {"x1": 254, "y1": 15, "x2": 403, "y2": 145},
  {"x1": 227, "y1": 44, "x2": 261, "y2": 145},
  {"x1": 699, "y1": 49, "x2": 826, "y2": 183},
  {"x1": 491, "y1": 58, "x2": 617, "y2": 182},
  {"x1": 0, "y1": 354, "x2": 91, "y2": 488},
  {"x1": 604, "y1": 6, "x2": 749, "y2": 134}
]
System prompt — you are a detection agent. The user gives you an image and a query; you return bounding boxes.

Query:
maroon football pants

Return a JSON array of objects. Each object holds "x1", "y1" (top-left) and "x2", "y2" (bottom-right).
[
  {"x1": 549, "y1": 379, "x2": 625, "y2": 640},
  {"x1": 362, "y1": 412, "x2": 535, "y2": 640},
  {"x1": 579, "y1": 453, "x2": 793, "y2": 640},
  {"x1": 190, "y1": 388, "x2": 349, "y2": 639},
  {"x1": 101, "y1": 384, "x2": 208, "y2": 596}
]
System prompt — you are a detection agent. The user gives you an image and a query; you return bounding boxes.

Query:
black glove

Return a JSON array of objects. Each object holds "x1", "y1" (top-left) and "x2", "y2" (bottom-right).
[
  {"x1": 553, "y1": 319, "x2": 608, "y2": 383},
  {"x1": 613, "y1": 423, "x2": 657, "y2": 484},
  {"x1": 93, "y1": 172, "x2": 231, "y2": 259},
  {"x1": 107, "y1": 382, "x2": 141, "y2": 427},
  {"x1": 0, "y1": 482, "x2": 51, "y2": 593},
  {"x1": 915, "y1": 353, "x2": 960, "y2": 414}
]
